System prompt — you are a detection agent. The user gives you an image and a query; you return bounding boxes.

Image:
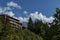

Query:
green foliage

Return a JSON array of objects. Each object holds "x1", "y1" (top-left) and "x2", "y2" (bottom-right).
[
  {"x1": 28, "y1": 19, "x2": 49, "y2": 40},
  {"x1": 27, "y1": 8, "x2": 60, "y2": 40},
  {"x1": 46, "y1": 8, "x2": 60, "y2": 40},
  {"x1": 0, "y1": 16, "x2": 43, "y2": 40},
  {"x1": 22, "y1": 29, "x2": 43, "y2": 40},
  {"x1": 0, "y1": 27, "x2": 43, "y2": 40}
]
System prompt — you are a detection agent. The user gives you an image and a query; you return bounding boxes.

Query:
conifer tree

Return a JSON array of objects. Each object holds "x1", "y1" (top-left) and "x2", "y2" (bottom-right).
[
  {"x1": 28, "y1": 17, "x2": 34, "y2": 32},
  {"x1": 47, "y1": 8, "x2": 60, "y2": 40}
]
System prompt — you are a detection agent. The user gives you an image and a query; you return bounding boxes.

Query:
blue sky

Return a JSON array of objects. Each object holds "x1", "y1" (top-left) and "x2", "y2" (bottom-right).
[
  {"x1": 0, "y1": 0, "x2": 60, "y2": 23},
  {"x1": 0, "y1": 0, "x2": 60, "y2": 17}
]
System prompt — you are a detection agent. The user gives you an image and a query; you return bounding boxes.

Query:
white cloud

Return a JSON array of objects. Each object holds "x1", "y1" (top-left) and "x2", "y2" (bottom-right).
[
  {"x1": 5, "y1": 11, "x2": 15, "y2": 17},
  {"x1": 29, "y1": 11, "x2": 54, "y2": 23},
  {"x1": 30, "y1": 11, "x2": 39, "y2": 21},
  {"x1": 18, "y1": 17, "x2": 29, "y2": 23},
  {"x1": 18, "y1": 11, "x2": 54, "y2": 24},
  {"x1": 7, "y1": 1, "x2": 21, "y2": 9},
  {"x1": 13, "y1": 16, "x2": 18, "y2": 19},
  {"x1": 38, "y1": 13, "x2": 54, "y2": 23},
  {"x1": 18, "y1": 17, "x2": 23, "y2": 23},
  {"x1": 0, "y1": 7, "x2": 3, "y2": 14},
  {"x1": 0, "y1": 6, "x2": 15, "y2": 17},
  {"x1": 0, "y1": 7, "x2": 12, "y2": 14},
  {"x1": 23, "y1": 11, "x2": 28, "y2": 14},
  {"x1": 23, "y1": 11, "x2": 28, "y2": 17}
]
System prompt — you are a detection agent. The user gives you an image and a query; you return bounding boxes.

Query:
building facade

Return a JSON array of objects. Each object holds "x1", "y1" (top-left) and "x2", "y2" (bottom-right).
[{"x1": 0, "y1": 14, "x2": 22, "y2": 28}]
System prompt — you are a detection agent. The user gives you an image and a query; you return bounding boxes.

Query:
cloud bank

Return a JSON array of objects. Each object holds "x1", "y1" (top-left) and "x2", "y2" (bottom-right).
[
  {"x1": 0, "y1": 1, "x2": 54, "y2": 24},
  {"x1": 0, "y1": 7, "x2": 54, "y2": 23},
  {"x1": 18, "y1": 11, "x2": 54, "y2": 23},
  {"x1": 30, "y1": 11, "x2": 54, "y2": 23}
]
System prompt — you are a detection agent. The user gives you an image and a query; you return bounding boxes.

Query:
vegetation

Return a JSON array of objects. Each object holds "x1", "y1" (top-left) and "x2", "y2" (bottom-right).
[
  {"x1": 0, "y1": 16, "x2": 43, "y2": 40},
  {"x1": 27, "y1": 8, "x2": 60, "y2": 40},
  {"x1": 0, "y1": 8, "x2": 60, "y2": 40}
]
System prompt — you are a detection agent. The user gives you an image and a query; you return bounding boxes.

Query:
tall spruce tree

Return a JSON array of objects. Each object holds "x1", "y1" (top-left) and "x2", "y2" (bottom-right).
[{"x1": 27, "y1": 17, "x2": 34, "y2": 32}]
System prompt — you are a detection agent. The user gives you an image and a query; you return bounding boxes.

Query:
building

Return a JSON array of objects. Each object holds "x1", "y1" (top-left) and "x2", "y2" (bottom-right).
[{"x1": 0, "y1": 14, "x2": 22, "y2": 28}]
